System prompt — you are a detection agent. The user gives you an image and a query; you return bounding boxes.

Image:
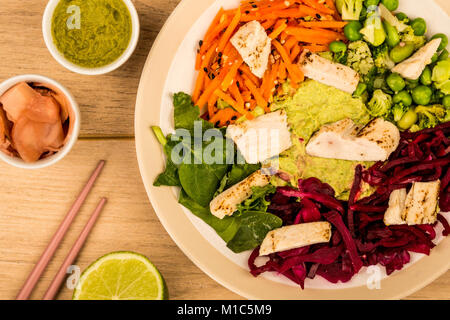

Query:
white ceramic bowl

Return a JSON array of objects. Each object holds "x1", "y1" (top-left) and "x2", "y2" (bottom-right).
[
  {"x1": 0, "y1": 74, "x2": 81, "y2": 169},
  {"x1": 42, "y1": 0, "x2": 140, "y2": 75}
]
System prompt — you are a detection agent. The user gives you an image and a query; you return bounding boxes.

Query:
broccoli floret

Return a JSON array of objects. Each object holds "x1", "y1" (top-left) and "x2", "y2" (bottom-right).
[
  {"x1": 400, "y1": 25, "x2": 426, "y2": 50},
  {"x1": 414, "y1": 105, "x2": 447, "y2": 130},
  {"x1": 436, "y1": 80, "x2": 450, "y2": 95},
  {"x1": 336, "y1": 0, "x2": 364, "y2": 20},
  {"x1": 372, "y1": 43, "x2": 395, "y2": 73},
  {"x1": 392, "y1": 103, "x2": 408, "y2": 122},
  {"x1": 347, "y1": 41, "x2": 375, "y2": 76},
  {"x1": 360, "y1": 12, "x2": 386, "y2": 47},
  {"x1": 367, "y1": 89, "x2": 393, "y2": 117}
]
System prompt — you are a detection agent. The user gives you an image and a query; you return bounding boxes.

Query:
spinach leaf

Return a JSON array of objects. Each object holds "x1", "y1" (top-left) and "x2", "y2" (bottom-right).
[
  {"x1": 226, "y1": 211, "x2": 283, "y2": 253},
  {"x1": 173, "y1": 92, "x2": 213, "y2": 132},
  {"x1": 179, "y1": 190, "x2": 241, "y2": 243},
  {"x1": 226, "y1": 163, "x2": 261, "y2": 187},
  {"x1": 237, "y1": 185, "x2": 276, "y2": 213},
  {"x1": 154, "y1": 159, "x2": 180, "y2": 187}
]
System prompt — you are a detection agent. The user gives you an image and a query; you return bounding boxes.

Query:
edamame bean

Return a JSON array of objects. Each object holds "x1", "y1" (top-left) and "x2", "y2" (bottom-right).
[
  {"x1": 329, "y1": 41, "x2": 347, "y2": 53},
  {"x1": 431, "y1": 34, "x2": 449, "y2": 51},
  {"x1": 443, "y1": 95, "x2": 450, "y2": 108},
  {"x1": 410, "y1": 18, "x2": 427, "y2": 36},
  {"x1": 364, "y1": 0, "x2": 380, "y2": 6},
  {"x1": 412, "y1": 85, "x2": 433, "y2": 105},
  {"x1": 381, "y1": 0, "x2": 399, "y2": 11},
  {"x1": 390, "y1": 43, "x2": 415, "y2": 63},
  {"x1": 344, "y1": 21, "x2": 363, "y2": 41},
  {"x1": 383, "y1": 21, "x2": 400, "y2": 47},
  {"x1": 397, "y1": 109, "x2": 418, "y2": 130},
  {"x1": 438, "y1": 49, "x2": 449, "y2": 61},
  {"x1": 395, "y1": 12, "x2": 409, "y2": 23},
  {"x1": 393, "y1": 90, "x2": 412, "y2": 106},
  {"x1": 420, "y1": 66, "x2": 432, "y2": 86},
  {"x1": 387, "y1": 73, "x2": 405, "y2": 92}
]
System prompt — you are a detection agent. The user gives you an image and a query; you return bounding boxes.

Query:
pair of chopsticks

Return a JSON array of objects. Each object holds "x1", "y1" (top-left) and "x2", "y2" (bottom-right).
[{"x1": 16, "y1": 160, "x2": 107, "y2": 300}]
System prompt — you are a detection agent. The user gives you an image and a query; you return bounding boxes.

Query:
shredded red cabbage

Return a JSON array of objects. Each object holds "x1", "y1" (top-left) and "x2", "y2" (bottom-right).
[{"x1": 248, "y1": 124, "x2": 450, "y2": 288}]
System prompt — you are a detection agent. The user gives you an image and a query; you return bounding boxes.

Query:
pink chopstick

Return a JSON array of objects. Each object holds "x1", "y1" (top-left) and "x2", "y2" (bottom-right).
[
  {"x1": 43, "y1": 197, "x2": 107, "y2": 300},
  {"x1": 16, "y1": 160, "x2": 106, "y2": 300}
]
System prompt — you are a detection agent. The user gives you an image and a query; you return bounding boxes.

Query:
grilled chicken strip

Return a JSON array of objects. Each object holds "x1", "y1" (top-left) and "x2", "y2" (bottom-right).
[
  {"x1": 306, "y1": 118, "x2": 400, "y2": 162},
  {"x1": 298, "y1": 50, "x2": 360, "y2": 94},
  {"x1": 210, "y1": 170, "x2": 270, "y2": 219},
  {"x1": 259, "y1": 222, "x2": 332, "y2": 256}
]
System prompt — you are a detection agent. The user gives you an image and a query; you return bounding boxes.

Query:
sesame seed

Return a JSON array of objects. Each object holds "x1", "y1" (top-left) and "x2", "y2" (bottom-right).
[{"x1": 245, "y1": 102, "x2": 251, "y2": 107}]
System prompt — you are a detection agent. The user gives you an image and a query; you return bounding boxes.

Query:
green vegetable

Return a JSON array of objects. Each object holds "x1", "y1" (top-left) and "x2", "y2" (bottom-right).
[
  {"x1": 438, "y1": 49, "x2": 449, "y2": 62},
  {"x1": 386, "y1": 73, "x2": 405, "y2": 92},
  {"x1": 330, "y1": 41, "x2": 347, "y2": 53},
  {"x1": 397, "y1": 109, "x2": 418, "y2": 130},
  {"x1": 415, "y1": 105, "x2": 447, "y2": 130},
  {"x1": 359, "y1": 5, "x2": 368, "y2": 21},
  {"x1": 412, "y1": 85, "x2": 433, "y2": 105},
  {"x1": 344, "y1": 21, "x2": 363, "y2": 41},
  {"x1": 360, "y1": 12, "x2": 386, "y2": 46},
  {"x1": 372, "y1": 42, "x2": 395, "y2": 73},
  {"x1": 236, "y1": 185, "x2": 276, "y2": 214},
  {"x1": 400, "y1": 25, "x2": 426, "y2": 50},
  {"x1": 431, "y1": 34, "x2": 449, "y2": 52},
  {"x1": 432, "y1": 60, "x2": 450, "y2": 84},
  {"x1": 392, "y1": 103, "x2": 408, "y2": 122},
  {"x1": 175, "y1": 92, "x2": 213, "y2": 132},
  {"x1": 367, "y1": 89, "x2": 393, "y2": 116},
  {"x1": 216, "y1": 99, "x2": 231, "y2": 110},
  {"x1": 390, "y1": 42, "x2": 415, "y2": 63},
  {"x1": 393, "y1": 90, "x2": 412, "y2": 106},
  {"x1": 395, "y1": 12, "x2": 409, "y2": 24},
  {"x1": 420, "y1": 66, "x2": 432, "y2": 86},
  {"x1": 383, "y1": 21, "x2": 400, "y2": 47},
  {"x1": 381, "y1": 0, "x2": 399, "y2": 11},
  {"x1": 410, "y1": 18, "x2": 427, "y2": 36},
  {"x1": 353, "y1": 83, "x2": 368, "y2": 97},
  {"x1": 373, "y1": 74, "x2": 392, "y2": 94},
  {"x1": 443, "y1": 95, "x2": 450, "y2": 108},
  {"x1": 335, "y1": 0, "x2": 364, "y2": 20},
  {"x1": 346, "y1": 40, "x2": 376, "y2": 78},
  {"x1": 364, "y1": 0, "x2": 379, "y2": 7},
  {"x1": 406, "y1": 78, "x2": 420, "y2": 90},
  {"x1": 226, "y1": 211, "x2": 282, "y2": 253},
  {"x1": 436, "y1": 80, "x2": 450, "y2": 95}
]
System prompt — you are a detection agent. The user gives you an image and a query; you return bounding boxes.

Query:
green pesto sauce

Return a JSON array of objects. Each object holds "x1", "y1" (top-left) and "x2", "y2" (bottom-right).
[
  {"x1": 52, "y1": 0, "x2": 132, "y2": 68},
  {"x1": 271, "y1": 80, "x2": 375, "y2": 200}
]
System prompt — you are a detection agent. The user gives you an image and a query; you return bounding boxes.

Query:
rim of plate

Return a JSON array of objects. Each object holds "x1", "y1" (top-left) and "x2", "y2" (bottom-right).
[{"x1": 135, "y1": 0, "x2": 450, "y2": 299}]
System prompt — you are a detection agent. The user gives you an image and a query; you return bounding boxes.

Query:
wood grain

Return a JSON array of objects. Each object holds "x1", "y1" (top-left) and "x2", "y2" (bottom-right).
[
  {"x1": 0, "y1": 0, "x2": 181, "y2": 137},
  {"x1": 0, "y1": 0, "x2": 448, "y2": 300}
]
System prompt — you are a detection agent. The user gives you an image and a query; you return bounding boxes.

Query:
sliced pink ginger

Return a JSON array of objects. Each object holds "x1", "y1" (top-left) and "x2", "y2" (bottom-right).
[
  {"x1": 26, "y1": 94, "x2": 61, "y2": 124},
  {"x1": 11, "y1": 117, "x2": 64, "y2": 162},
  {"x1": 34, "y1": 82, "x2": 70, "y2": 122},
  {"x1": 0, "y1": 82, "x2": 39, "y2": 122}
]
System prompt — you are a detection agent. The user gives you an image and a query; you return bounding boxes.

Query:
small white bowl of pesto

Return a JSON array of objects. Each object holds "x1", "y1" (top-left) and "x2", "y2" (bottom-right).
[{"x1": 42, "y1": 0, "x2": 140, "y2": 75}]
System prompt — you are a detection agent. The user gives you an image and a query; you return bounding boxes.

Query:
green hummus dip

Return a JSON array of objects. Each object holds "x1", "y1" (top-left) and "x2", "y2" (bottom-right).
[
  {"x1": 272, "y1": 80, "x2": 374, "y2": 200},
  {"x1": 52, "y1": 0, "x2": 132, "y2": 68}
]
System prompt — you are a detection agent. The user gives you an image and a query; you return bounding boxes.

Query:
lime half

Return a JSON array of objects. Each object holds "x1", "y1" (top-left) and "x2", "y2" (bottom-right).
[{"x1": 73, "y1": 251, "x2": 168, "y2": 300}]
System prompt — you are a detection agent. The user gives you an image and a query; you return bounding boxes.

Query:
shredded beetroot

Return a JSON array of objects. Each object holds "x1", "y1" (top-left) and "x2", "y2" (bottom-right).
[{"x1": 248, "y1": 124, "x2": 450, "y2": 289}]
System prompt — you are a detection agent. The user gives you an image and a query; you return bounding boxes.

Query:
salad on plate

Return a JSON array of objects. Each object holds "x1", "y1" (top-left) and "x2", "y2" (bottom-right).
[{"x1": 153, "y1": 0, "x2": 450, "y2": 289}]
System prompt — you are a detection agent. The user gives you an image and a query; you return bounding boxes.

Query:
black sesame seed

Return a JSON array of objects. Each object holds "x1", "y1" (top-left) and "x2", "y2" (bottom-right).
[
  {"x1": 236, "y1": 81, "x2": 240, "y2": 88},
  {"x1": 215, "y1": 121, "x2": 221, "y2": 127},
  {"x1": 203, "y1": 67, "x2": 208, "y2": 73},
  {"x1": 199, "y1": 40, "x2": 203, "y2": 47},
  {"x1": 252, "y1": 4, "x2": 257, "y2": 8},
  {"x1": 211, "y1": 74, "x2": 216, "y2": 79},
  {"x1": 218, "y1": 58, "x2": 222, "y2": 64},
  {"x1": 316, "y1": 14, "x2": 321, "y2": 19},
  {"x1": 238, "y1": 70, "x2": 243, "y2": 75},
  {"x1": 225, "y1": 120, "x2": 231, "y2": 126},
  {"x1": 218, "y1": 52, "x2": 223, "y2": 57},
  {"x1": 245, "y1": 10, "x2": 250, "y2": 14},
  {"x1": 231, "y1": 116, "x2": 237, "y2": 121}
]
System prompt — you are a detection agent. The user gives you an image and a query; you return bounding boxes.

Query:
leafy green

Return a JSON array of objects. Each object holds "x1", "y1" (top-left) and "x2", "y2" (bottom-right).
[
  {"x1": 173, "y1": 92, "x2": 213, "y2": 132},
  {"x1": 237, "y1": 185, "x2": 276, "y2": 214},
  {"x1": 226, "y1": 211, "x2": 282, "y2": 253}
]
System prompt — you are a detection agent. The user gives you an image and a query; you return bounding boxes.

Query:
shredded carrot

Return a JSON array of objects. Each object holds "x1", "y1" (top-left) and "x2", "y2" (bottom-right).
[
  {"x1": 243, "y1": 75, "x2": 267, "y2": 109},
  {"x1": 192, "y1": 0, "x2": 347, "y2": 124},
  {"x1": 299, "y1": 21, "x2": 348, "y2": 28},
  {"x1": 218, "y1": 8, "x2": 241, "y2": 52},
  {"x1": 269, "y1": 21, "x2": 287, "y2": 39},
  {"x1": 302, "y1": 0, "x2": 334, "y2": 15}
]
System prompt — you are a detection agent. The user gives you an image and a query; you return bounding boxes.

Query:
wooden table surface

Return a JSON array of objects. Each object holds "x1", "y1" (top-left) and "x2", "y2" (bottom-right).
[{"x1": 0, "y1": 0, "x2": 448, "y2": 300}]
